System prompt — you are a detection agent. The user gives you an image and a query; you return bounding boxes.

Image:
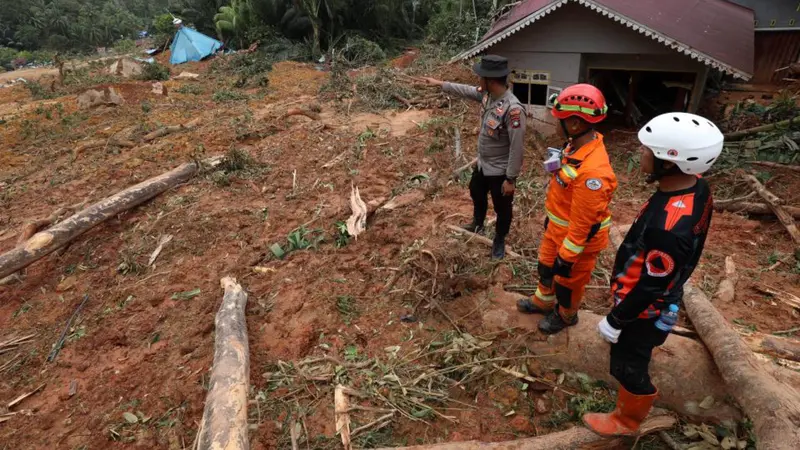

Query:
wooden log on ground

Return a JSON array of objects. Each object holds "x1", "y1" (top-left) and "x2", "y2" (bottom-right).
[
  {"x1": 749, "y1": 161, "x2": 800, "y2": 173},
  {"x1": 196, "y1": 277, "x2": 250, "y2": 450},
  {"x1": 683, "y1": 283, "x2": 800, "y2": 449},
  {"x1": 445, "y1": 225, "x2": 522, "y2": 259},
  {"x1": 725, "y1": 117, "x2": 800, "y2": 141},
  {"x1": 715, "y1": 202, "x2": 800, "y2": 219},
  {"x1": 143, "y1": 118, "x2": 201, "y2": 142},
  {"x1": 742, "y1": 174, "x2": 800, "y2": 254},
  {"x1": 373, "y1": 417, "x2": 676, "y2": 450},
  {"x1": 0, "y1": 162, "x2": 204, "y2": 281}
]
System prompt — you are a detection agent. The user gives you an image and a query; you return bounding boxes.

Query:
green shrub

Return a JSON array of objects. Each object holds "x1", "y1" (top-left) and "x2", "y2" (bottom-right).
[
  {"x1": 211, "y1": 52, "x2": 271, "y2": 88},
  {"x1": 139, "y1": 62, "x2": 171, "y2": 81},
  {"x1": 113, "y1": 39, "x2": 137, "y2": 55},
  {"x1": 0, "y1": 47, "x2": 18, "y2": 70},
  {"x1": 341, "y1": 36, "x2": 386, "y2": 67},
  {"x1": 213, "y1": 89, "x2": 249, "y2": 102}
]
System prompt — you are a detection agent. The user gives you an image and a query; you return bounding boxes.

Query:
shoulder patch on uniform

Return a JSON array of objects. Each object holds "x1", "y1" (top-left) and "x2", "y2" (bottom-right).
[
  {"x1": 645, "y1": 250, "x2": 675, "y2": 278},
  {"x1": 585, "y1": 178, "x2": 603, "y2": 191},
  {"x1": 511, "y1": 118, "x2": 521, "y2": 129},
  {"x1": 509, "y1": 108, "x2": 522, "y2": 118}
]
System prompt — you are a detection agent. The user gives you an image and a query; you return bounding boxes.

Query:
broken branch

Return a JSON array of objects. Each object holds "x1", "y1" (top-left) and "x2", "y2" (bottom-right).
[
  {"x1": 748, "y1": 161, "x2": 800, "y2": 173},
  {"x1": 715, "y1": 201, "x2": 800, "y2": 219},
  {"x1": 445, "y1": 225, "x2": 522, "y2": 259},
  {"x1": 143, "y1": 118, "x2": 201, "y2": 142},
  {"x1": 742, "y1": 173, "x2": 800, "y2": 254},
  {"x1": 451, "y1": 158, "x2": 477, "y2": 182}
]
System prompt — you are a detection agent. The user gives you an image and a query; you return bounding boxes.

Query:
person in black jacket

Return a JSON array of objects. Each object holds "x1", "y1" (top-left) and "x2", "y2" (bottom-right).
[{"x1": 583, "y1": 113, "x2": 724, "y2": 436}]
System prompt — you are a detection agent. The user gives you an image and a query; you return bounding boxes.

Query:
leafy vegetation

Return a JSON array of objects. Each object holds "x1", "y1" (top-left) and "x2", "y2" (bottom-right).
[
  {"x1": 138, "y1": 61, "x2": 171, "y2": 81},
  {"x1": 1, "y1": 0, "x2": 517, "y2": 60}
]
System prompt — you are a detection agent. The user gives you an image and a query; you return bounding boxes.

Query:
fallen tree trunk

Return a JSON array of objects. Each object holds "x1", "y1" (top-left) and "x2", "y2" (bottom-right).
[
  {"x1": 143, "y1": 118, "x2": 201, "y2": 142},
  {"x1": 374, "y1": 417, "x2": 675, "y2": 450},
  {"x1": 743, "y1": 174, "x2": 800, "y2": 254},
  {"x1": 0, "y1": 162, "x2": 203, "y2": 281},
  {"x1": 726, "y1": 117, "x2": 800, "y2": 141},
  {"x1": 683, "y1": 284, "x2": 800, "y2": 449},
  {"x1": 374, "y1": 427, "x2": 602, "y2": 450},
  {"x1": 715, "y1": 201, "x2": 800, "y2": 219},
  {"x1": 196, "y1": 277, "x2": 250, "y2": 450}
]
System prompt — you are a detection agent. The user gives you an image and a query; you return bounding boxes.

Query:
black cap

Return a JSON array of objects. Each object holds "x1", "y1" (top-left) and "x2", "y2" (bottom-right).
[{"x1": 473, "y1": 55, "x2": 510, "y2": 78}]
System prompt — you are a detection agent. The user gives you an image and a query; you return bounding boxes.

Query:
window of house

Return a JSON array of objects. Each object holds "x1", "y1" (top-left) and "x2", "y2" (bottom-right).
[{"x1": 510, "y1": 70, "x2": 550, "y2": 106}]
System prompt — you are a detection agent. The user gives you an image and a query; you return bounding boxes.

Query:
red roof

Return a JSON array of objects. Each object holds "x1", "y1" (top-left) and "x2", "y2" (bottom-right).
[{"x1": 460, "y1": 0, "x2": 755, "y2": 79}]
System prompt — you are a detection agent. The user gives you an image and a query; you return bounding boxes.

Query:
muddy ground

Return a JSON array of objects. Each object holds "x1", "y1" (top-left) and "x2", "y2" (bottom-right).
[{"x1": 0, "y1": 56, "x2": 798, "y2": 450}]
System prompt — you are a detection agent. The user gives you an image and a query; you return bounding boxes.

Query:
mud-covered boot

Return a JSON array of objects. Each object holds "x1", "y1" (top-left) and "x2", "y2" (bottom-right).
[
  {"x1": 460, "y1": 221, "x2": 484, "y2": 234},
  {"x1": 491, "y1": 234, "x2": 506, "y2": 260},
  {"x1": 517, "y1": 298, "x2": 551, "y2": 315},
  {"x1": 538, "y1": 309, "x2": 578, "y2": 335}
]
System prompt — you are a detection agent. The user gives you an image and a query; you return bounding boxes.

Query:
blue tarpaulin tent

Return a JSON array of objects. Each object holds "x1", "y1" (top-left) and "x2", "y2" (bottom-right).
[{"x1": 169, "y1": 26, "x2": 223, "y2": 65}]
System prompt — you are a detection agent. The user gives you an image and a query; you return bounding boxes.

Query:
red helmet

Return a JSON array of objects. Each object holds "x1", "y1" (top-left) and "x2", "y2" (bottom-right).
[{"x1": 551, "y1": 84, "x2": 608, "y2": 124}]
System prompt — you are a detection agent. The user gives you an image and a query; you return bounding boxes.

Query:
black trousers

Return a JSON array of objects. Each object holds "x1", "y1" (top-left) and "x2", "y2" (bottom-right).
[
  {"x1": 469, "y1": 169, "x2": 514, "y2": 237},
  {"x1": 610, "y1": 318, "x2": 669, "y2": 395}
]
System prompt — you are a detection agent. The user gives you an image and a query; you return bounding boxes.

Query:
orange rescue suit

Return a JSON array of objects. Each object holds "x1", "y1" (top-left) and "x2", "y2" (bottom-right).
[{"x1": 532, "y1": 133, "x2": 618, "y2": 320}]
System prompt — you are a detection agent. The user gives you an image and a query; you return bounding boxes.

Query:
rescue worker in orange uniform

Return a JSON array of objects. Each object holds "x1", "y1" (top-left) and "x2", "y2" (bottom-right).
[
  {"x1": 583, "y1": 113, "x2": 723, "y2": 436},
  {"x1": 516, "y1": 84, "x2": 618, "y2": 334}
]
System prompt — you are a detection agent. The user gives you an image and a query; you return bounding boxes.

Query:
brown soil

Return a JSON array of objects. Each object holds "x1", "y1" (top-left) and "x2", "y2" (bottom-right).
[{"x1": 0, "y1": 58, "x2": 797, "y2": 450}]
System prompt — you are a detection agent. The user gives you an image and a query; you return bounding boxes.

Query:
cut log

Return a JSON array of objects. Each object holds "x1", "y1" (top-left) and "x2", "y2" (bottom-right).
[
  {"x1": 196, "y1": 277, "x2": 250, "y2": 450},
  {"x1": 742, "y1": 174, "x2": 800, "y2": 254},
  {"x1": 373, "y1": 417, "x2": 676, "y2": 450},
  {"x1": 683, "y1": 283, "x2": 800, "y2": 449},
  {"x1": 748, "y1": 161, "x2": 800, "y2": 173},
  {"x1": 0, "y1": 161, "x2": 207, "y2": 281},
  {"x1": 143, "y1": 118, "x2": 201, "y2": 142},
  {"x1": 445, "y1": 225, "x2": 522, "y2": 259},
  {"x1": 725, "y1": 117, "x2": 800, "y2": 141},
  {"x1": 715, "y1": 201, "x2": 800, "y2": 219}
]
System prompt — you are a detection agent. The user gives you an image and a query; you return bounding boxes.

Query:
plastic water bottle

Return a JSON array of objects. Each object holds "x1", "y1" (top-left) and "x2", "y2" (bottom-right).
[{"x1": 655, "y1": 304, "x2": 680, "y2": 332}]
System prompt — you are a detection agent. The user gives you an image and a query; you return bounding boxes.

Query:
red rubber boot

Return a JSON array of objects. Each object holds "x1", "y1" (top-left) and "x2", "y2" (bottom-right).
[{"x1": 582, "y1": 386, "x2": 657, "y2": 436}]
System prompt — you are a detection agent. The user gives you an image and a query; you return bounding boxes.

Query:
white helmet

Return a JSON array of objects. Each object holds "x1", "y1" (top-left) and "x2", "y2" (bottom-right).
[{"x1": 638, "y1": 112, "x2": 724, "y2": 175}]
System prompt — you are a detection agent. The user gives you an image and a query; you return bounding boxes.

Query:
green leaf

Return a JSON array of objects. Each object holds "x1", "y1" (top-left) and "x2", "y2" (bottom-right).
[
  {"x1": 270, "y1": 243, "x2": 285, "y2": 259},
  {"x1": 171, "y1": 289, "x2": 201, "y2": 300},
  {"x1": 123, "y1": 412, "x2": 139, "y2": 424}
]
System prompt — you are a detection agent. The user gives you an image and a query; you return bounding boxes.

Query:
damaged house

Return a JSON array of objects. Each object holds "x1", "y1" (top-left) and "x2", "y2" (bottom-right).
[{"x1": 454, "y1": 0, "x2": 755, "y2": 125}]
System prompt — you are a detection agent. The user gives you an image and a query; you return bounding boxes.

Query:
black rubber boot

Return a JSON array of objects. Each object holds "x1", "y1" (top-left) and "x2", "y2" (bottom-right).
[
  {"x1": 538, "y1": 310, "x2": 578, "y2": 335},
  {"x1": 491, "y1": 234, "x2": 506, "y2": 260},
  {"x1": 517, "y1": 298, "x2": 550, "y2": 315},
  {"x1": 461, "y1": 221, "x2": 485, "y2": 234}
]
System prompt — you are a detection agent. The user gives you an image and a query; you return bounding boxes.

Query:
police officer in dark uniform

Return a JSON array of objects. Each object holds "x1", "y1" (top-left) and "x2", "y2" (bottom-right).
[{"x1": 419, "y1": 55, "x2": 526, "y2": 259}]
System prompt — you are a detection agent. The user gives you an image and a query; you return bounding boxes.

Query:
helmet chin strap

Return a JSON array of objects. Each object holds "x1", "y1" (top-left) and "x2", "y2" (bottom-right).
[
  {"x1": 560, "y1": 119, "x2": 593, "y2": 143},
  {"x1": 646, "y1": 158, "x2": 683, "y2": 184}
]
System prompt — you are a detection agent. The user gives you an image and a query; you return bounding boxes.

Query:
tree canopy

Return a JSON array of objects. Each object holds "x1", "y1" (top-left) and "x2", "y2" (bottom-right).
[{"x1": 0, "y1": 0, "x2": 516, "y2": 60}]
